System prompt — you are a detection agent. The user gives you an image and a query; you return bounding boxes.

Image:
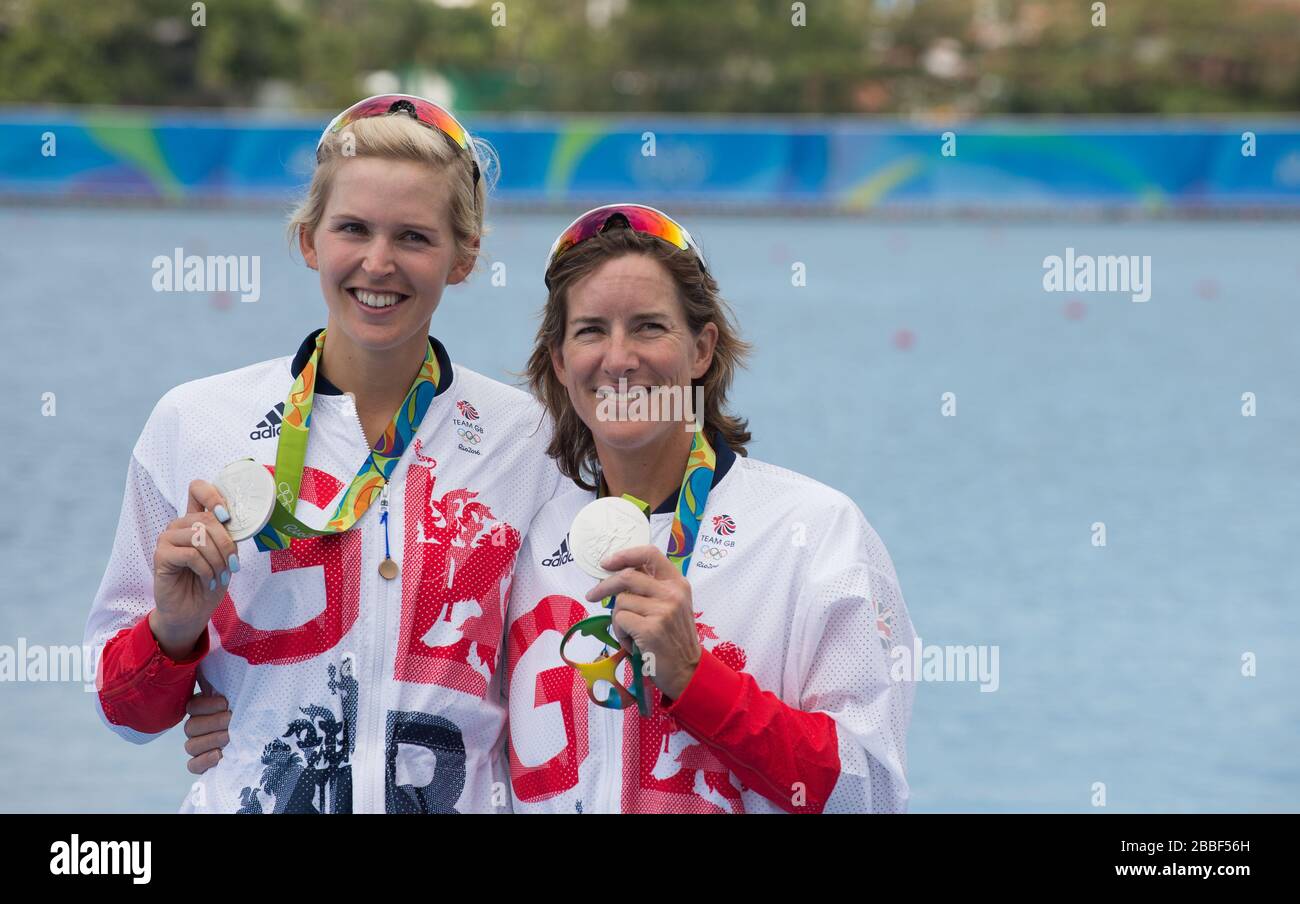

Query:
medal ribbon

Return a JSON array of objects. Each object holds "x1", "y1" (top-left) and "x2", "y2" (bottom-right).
[
  {"x1": 252, "y1": 328, "x2": 441, "y2": 552},
  {"x1": 562, "y1": 428, "x2": 717, "y2": 715},
  {"x1": 598, "y1": 427, "x2": 718, "y2": 579}
]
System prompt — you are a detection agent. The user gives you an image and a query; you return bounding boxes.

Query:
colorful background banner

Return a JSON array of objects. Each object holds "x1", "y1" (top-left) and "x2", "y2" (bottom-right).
[{"x1": 4, "y1": 109, "x2": 1299, "y2": 211}]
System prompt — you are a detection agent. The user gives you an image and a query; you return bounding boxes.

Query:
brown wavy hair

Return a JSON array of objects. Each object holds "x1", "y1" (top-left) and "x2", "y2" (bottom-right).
[{"x1": 525, "y1": 225, "x2": 752, "y2": 491}]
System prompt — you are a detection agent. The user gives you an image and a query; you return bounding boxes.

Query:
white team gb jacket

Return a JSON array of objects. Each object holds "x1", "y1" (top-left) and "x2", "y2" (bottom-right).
[
  {"x1": 504, "y1": 433, "x2": 916, "y2": 814},
  {"x1": 86, "y1": 329, "x2": 561, "y2": 813}
]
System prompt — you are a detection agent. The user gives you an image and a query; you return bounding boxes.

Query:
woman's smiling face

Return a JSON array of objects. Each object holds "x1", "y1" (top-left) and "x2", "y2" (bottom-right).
[
  {"x1": 551, "y1": 253, "x2": 717, "y2": 454},
  {"x1": 300, "y1": 156, "x2": 475, "y2": 351}
]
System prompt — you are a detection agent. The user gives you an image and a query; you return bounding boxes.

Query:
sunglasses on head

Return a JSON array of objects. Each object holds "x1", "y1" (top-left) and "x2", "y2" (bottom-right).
[
  {"x1": 544, "y1": 203, "x2": 706, "y2": 289},
  {"x1": 316, "y1": 93, "x2": 481, "y2": 188}
]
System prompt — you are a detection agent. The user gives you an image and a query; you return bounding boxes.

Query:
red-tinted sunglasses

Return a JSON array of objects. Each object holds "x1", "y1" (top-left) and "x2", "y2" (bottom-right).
[
  {"x1": 316, "y1": 93, "x2": 480, "y2": 187},
  {"x1": 544, "y1": 203, "x2": 706, "y2": 289}
]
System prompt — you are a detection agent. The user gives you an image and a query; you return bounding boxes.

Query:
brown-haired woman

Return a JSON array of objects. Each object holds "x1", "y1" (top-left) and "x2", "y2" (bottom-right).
[{"x1": 505, "y1": 204, "x2": 916, "y2": 813}]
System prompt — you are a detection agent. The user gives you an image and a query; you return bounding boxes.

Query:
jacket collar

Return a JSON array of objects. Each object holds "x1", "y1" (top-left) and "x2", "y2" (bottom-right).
[
  {"x1": 599, "y1": 430, "x2": 738, "y2": 516},
  {"x1": 290, "y1": 327, "x2": 454, "y2": 396}
]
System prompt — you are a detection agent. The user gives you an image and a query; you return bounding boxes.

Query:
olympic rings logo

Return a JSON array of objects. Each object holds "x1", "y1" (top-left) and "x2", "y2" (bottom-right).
[
  {"x1": 457, "y1": 428, "x2": 482, "y2": 444},
  {"x1": 702, "y1": 546, "x2": 728, "y2": 561}
]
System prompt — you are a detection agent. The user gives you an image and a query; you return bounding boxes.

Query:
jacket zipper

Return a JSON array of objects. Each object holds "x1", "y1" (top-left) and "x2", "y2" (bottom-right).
[
  {"x1": 598, "y1": 514, "x2": 664, "y2": 813},
  {"x1": 366, "y1": 480, "x2": 392, "y2": 813},
  {"x1": 600, "y1": 707, "x2": 619, "y2": 813},
  {"x1": 346, "y1": 393, "x2": 389, "y2": 814},
  {"x1": 597, "y1": 604, "x2": 621, "y2": 814}
]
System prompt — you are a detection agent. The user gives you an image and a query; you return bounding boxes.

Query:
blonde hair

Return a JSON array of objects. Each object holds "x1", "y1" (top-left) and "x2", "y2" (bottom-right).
[
  {"x1": 286, "y1": 113, "x2": 497, "y2": 269},
  {"x1": 525, "y1": 226, "x2": 753, "y2": 491}
]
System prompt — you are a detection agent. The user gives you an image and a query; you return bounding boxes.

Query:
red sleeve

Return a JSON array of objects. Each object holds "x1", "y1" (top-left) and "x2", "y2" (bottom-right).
[
  {"x1": 661, "y1": 648, "x2": 841, "y2": 813},
  {"x1": 98, "y1": 615, "x2": 210, "y2": 735}
]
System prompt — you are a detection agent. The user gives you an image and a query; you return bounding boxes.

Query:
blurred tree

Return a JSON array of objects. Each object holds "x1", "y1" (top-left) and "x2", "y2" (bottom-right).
[
  {"x1": 0, "y1": 0, "x2": 299, "y2": 106},
  {"x1": 0, "y1": 0, "x2": 1296, "y2": 114}
]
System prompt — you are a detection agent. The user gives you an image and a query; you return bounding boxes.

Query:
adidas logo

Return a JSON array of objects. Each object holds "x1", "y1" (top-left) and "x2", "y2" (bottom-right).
[
  {"x1": 542, "y1": 536, "x2": 573, "y2": 568},
  {"x1": 250, "y1": 402, "x2": 286, "y2": 440}
]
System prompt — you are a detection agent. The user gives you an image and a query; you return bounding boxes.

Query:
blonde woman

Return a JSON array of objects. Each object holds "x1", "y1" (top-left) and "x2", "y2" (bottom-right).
[{"x1": 86, "y1": 96, "x2": 560, "y2": 813}]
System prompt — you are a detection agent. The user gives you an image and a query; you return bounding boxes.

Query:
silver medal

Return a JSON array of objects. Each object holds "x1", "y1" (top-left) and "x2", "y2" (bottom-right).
[
  {"x1": 212, "y1": 458, "x2": 277, "y2": 542},
  {"x1": 567, "y1": 496, "x2": 651, "y2": 579}
]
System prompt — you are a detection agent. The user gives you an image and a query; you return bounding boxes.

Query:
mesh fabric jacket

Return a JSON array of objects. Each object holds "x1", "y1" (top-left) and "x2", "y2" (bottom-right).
[
  {"x1": 504, "y1": 435, "x2": 916, "y2": 814},
  {"x1": 86, "y1": 330, "x2": 562, "y2": 813}
]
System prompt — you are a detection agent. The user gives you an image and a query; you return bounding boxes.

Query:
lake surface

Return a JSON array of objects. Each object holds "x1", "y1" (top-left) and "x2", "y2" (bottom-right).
[{"x1": 1, "y1": 207, "x2": 1296, "y2": 812}]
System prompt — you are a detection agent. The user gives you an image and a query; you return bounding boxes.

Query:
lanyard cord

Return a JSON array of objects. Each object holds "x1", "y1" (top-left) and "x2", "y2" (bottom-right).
[{"x1": 380, "y1": 486, "x2": 392, "y2": 560}]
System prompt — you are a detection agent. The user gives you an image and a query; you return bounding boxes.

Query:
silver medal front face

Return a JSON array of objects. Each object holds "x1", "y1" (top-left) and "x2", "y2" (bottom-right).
[
  {"x1": 213, "y1": 458, "x2": 277, "y2": 542},
  {"x1": 568, "y1": 496, "x2": 651, "y2": 579}
]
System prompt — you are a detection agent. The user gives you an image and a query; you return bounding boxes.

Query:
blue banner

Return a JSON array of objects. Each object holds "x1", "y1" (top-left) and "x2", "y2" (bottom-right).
[{"x1": 2, "y1": 109, "x2": 1297, "y2": 210}]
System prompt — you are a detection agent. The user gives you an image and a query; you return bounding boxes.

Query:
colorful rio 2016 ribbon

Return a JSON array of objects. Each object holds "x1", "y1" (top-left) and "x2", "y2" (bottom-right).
[
  {"x1": 559, "y1": 428, "x2": 718, "y2": 717},
  {"x1": 252, "y1": 328, "x2": 443, "y2": 552}
]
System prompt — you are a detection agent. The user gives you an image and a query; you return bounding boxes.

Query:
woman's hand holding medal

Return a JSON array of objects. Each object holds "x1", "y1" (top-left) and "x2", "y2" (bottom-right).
[
  {"x1": 585, "y1": 544, "x2": 702, "y2": 701},
  {"x1": 148, "y1": 478, "x2": 240, "y2": 661}
]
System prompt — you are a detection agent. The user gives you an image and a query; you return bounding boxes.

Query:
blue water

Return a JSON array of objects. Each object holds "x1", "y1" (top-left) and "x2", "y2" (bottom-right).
[{"x1": 1, "y1": 207, "x2": 1297, "y2": 812}]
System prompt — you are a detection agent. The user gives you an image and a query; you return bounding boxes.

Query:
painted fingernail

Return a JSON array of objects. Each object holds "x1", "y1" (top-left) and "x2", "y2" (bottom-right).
[
  {"x1": 208, "y1": 577, "x2": 217, "y2": 591},
  {"x1": 228, "y1": 553, "x2": 240, "y2": 573},
  {"x1": 220, "y1": 570, "x2": 231, "y2": 587},
  {"x1": 214, "y1": 505, "x2": 230, "y2": 523}
]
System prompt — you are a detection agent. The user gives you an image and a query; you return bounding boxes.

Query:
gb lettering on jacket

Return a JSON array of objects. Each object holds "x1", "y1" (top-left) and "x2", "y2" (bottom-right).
[{"x1": 213, "y1": 436, "x2": 520, "y2": 700}]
